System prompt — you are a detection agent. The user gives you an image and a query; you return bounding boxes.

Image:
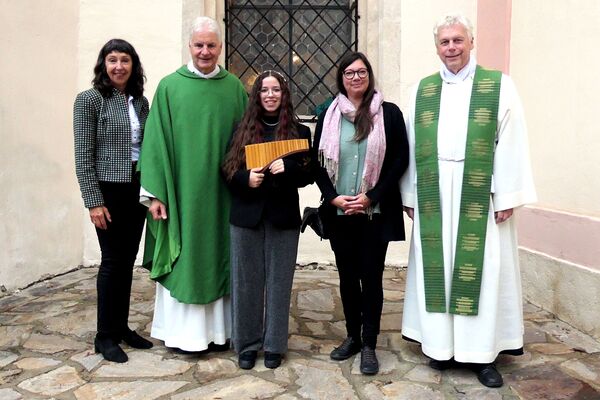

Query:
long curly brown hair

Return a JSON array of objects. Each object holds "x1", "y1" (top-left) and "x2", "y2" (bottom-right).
[{"x1": 222, "y1": 70, "x2": 300, "y2": 180}]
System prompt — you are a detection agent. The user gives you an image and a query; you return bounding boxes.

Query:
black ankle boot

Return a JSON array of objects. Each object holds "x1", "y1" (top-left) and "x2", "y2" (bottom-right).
[
  {"x1": 95, "y1": 337, "x2": 128, "y2": 363},
  {"x1": 121, "y1": 330, "x2": 153, "y2": 349}
]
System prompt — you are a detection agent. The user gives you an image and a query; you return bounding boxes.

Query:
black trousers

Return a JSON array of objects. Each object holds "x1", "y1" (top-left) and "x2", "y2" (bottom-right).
[
  {"x1": 329, "y1": 214, "x2": 388, "y2": 348},
  {"x1": 95, "y1": 178, "x2": 146, "y2": 341}
]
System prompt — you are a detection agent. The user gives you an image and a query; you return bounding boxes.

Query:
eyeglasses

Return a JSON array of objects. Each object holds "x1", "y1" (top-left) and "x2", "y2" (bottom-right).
[
  {"x1": 343, "y1": 68, "x2": 368, "y2": 80},
  {"x1": 259, "y1": 87, "x2": 282, "y2": 95}
]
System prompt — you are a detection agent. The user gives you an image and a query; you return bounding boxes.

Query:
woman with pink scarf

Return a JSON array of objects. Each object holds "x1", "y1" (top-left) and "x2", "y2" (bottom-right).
[{"x1": 312, "y1": 52, "x2": 409, "y2": 375}]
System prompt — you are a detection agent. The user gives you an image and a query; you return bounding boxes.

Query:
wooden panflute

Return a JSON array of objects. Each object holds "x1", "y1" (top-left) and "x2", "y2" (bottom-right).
[{"x1": 245, "y1": 138, "x2": 309, "y2": 170}]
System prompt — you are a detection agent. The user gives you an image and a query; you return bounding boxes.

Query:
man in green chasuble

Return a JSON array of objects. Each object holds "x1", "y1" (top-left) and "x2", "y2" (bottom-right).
[
  {"x1": 138, "y1": 16, "x2": 247, "y2": 352},
  {"x1": 400, "y1": 13, "x2": 536, "y2": 387}
]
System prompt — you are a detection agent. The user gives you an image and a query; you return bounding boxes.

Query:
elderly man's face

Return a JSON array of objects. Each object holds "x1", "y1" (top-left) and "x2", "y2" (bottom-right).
[
  {"x1": 189, "y1": 30, "x2": 222, "y2": 74},
  {"x1": 436, "y1": 24, "x2": 474, "y2": 74}
]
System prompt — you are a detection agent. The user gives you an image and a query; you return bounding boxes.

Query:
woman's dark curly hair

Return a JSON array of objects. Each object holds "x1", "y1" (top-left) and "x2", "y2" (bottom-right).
[
  {"x1": 336, "y1": 52, "x2": 376, "y2": 141},
  {"x1": 222, "y1": 70, "x2": 300, "y2": 180},
  {"x1": 92, "y1": 39, "x2": 145, "y2": 98}
]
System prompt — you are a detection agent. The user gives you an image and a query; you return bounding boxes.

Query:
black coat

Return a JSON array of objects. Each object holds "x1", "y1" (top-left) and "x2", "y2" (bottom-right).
[
  {"x1": 312, "y1": 101, "x2": 409, "y2": 241},
  {"x1": 227, "y1": 123, "x2": 314, "y2": 229}
]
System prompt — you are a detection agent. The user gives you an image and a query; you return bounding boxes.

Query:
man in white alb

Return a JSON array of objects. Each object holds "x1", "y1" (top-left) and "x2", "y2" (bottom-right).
[{"x1": 401, "y1": 13, "x2": 536, "y2": 387}]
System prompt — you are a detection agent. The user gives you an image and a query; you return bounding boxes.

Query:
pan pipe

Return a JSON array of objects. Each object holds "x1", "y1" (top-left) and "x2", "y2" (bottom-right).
[{"x1": 245, "y1": 138, "x2": 309, "y2": 170}]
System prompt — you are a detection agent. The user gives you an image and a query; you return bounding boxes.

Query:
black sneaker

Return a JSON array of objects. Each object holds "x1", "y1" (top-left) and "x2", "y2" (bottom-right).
[
  {"x1": 330, "y1": 337, "x2": 362, "y2": 360},
  {"x1": 264, "y1": 352, "x2": 282, "y2": 369},
  {"x1": 359, "y1": 346, "x2": 379, "y2": 375},
  {"x1": 238, "y1": 351, "x2": 257, "y2": 370}
]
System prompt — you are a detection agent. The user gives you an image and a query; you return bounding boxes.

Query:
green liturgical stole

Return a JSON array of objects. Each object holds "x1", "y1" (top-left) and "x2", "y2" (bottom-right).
[{"x1": 414, "y1": 66, "x2": 501, "y2": 316}]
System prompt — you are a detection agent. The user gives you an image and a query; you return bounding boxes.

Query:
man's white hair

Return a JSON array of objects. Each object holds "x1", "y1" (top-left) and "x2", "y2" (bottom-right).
[
  {"x1": 433, "y1": 13, "x2": 474, "y2": 44},
  {"x1": 189, "y1": 16, "x2": 221, "y2": 42}
]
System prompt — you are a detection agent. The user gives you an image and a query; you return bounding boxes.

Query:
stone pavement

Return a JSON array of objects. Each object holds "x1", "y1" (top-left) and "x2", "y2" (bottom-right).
[{"x1": 1, "y1": 266, "x2": 600, "y2": 400}]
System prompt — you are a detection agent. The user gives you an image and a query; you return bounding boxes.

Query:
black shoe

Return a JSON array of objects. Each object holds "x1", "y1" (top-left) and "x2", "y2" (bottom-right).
[
  {"x1": 95, "y1": 337, "x2": 128, "y2": 363},
  {"x1": 238, "y1": 351, "x2": 257, "y2": 370},
  {"x1": 474, "y1": 363, "x2": 503, "y2": 388},
  {"x1": 360, "y1": 346, "x2": 379, "y2": 375},
  {"x1": 208, "y1": 340, "x2": 230, "y2": 352},
  {"x1": 429, "y1": 357, "x2": 456, "y2": 370},
  {"x1": 121, "y1": 330, "x2": 153, "y2": 349},
  {"x1": 330, "y1": 337, "x2": 362, "y2": 361},
  {"x1": 264, "y1": 352, "x2": 282, "y2": 369}
]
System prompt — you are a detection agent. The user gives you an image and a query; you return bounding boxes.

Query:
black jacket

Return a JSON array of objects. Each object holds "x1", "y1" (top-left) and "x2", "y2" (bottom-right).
[
  {"x1": 312, "y1": 101, "x2": 409, "y2": 241},
  {"x1": 227, "y1": 123, "x2": 314, "y2": 229}
]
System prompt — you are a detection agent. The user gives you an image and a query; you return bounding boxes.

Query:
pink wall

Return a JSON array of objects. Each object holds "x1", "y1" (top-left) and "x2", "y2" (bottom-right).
[
  {"x1": 476, "y1": 0, "x2": 512, "y2": 73},
  {"x1": 477, "y1": 0, "x2": 599, "y2": 271}
]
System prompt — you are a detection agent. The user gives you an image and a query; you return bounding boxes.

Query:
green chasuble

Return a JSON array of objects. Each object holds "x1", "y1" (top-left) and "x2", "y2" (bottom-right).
[
  {"x1": 415, "y1": 66, "x2": 501, "y2": 315},
  {"x1": 139, "y1": 66, "x2": 248, "y2": 304}
]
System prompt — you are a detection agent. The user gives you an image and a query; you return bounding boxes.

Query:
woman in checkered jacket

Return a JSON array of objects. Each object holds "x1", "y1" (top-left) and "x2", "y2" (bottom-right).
[{"x1": 74, "y1": 39, "x2": 152, "y2": 363}]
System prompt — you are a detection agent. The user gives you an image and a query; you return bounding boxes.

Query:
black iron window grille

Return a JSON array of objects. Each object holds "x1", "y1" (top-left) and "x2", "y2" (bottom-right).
[{"x1": 225, "y1": 0, "x2": 359, "y2": 120}]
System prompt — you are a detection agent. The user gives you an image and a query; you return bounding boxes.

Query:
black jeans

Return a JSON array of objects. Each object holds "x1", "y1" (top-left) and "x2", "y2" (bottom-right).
[
  {"x1": 95, "y1": 178, "x2": 146, "y2": 341},
  {"x1": 329, "y1": 214, "x2": 388, "y2": 348}
]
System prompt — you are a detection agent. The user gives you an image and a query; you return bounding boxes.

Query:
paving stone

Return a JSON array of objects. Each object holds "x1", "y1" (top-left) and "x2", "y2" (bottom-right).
[
  {"x1": 0, "y1": 369, "x2": 22, "y2": 384},
  {"x1": 171, "y1": 375, "x2": 285, "y2": 400},
  {"x1": 43, "y1": 307, "x2": 96, "y2": 337},
  {"x1": 363, "y1": 381, "x2": 444, "y2": 400},
  {"x1": 274, "y1": 394, "x2": 300, "y2": 400},
  {"x1": 523, "y1": 321, "x2": 548, "y2": 344},
  {"x1": 297, "y1": 288, "x2": 335, "y2": 312},
  {"x1": 70, "y1": 350, "x2": 103, "y2": 371},
  {"x1": 288, "y1": 335, "x2": 319, "y2": 352},
  {"x1": 298, "y1": 311, "x2": 333, "y2": 321},
  {"x1": 0, "y1": 325, "x2": 33, "y2": 347},
  {"x1": 386, "y1": 333, "x2": 428, "y2": 364},
  {"x1": 403, "y1": 363, "x2": 442, "y2": 383},
  {"x1": 561, "y1": 354, "x2": 600, "y2": 390},
  {"x1": 540, "y1": 321, "x2": 600, "y2": 353},
  {"x1": 17, "y1": 365, "x2": 84, "y2": 396},
  {"x1": 72, "y1": 278, "x2": 96, "y2": 291},
  {"x1": 0, "y1": 351, "x2": 19, "y2": 367},
  {"x1": 22, "y1": 333, "x2": 86, "y2": 354},
  {"x1": 528, "y1": 342, "x2": 575, "y2": 355},
  {"x1": 350, "y1": 350, "x2": 399, "y2": 375},
  {"x1": 14, "y1": 358, "x2": 61, "y2": 370},
  {"x1": 383, "y1": 289, "x2": 403, "y2": 302},
  {"x1": 273, "y1": 366, "x2": 293, "y2": 383},
  {"x1": 289, "y1": 359, "x2": 356, "y2": 400},
  {"x1": 0, "y1": 388, "x2": 22, "y2": 400},
  {"x1": 74, "y1": 380, "x2": 188, "y2": 400},
  {"x1": 306, "y1": 321, "x2": 327, "y2": 336},
  {"x1": 195, "y1": 357, "x2": 237, "y2": 383},
  {"x1": 9, "y1": 300, "x2": 79, "y2": 324},
  {"x1": 444, "y1": 367, "x2": 479, "y2": 385},
  {"x1": 95, "y1": 351, "x2": 192, "y2": 377},
  {"x1": 455, "y1": 387, "x2": 503, "y2": 400},
  {"x1": 506, "y1": 364, "x2": 600, "y2": 399},
  {"x1": 289, "y1": 315, "x2": 300, "y2": 333},
  {"x1": 379, "y1": 313, "x2": 401, "y2": 331}
]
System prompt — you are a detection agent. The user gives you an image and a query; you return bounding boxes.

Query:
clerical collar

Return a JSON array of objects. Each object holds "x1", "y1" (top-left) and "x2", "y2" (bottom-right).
[
  {"x1": 187, "y1": 61, "x2": 220, "y2": 78},
  {"x1": 440, "y1": 56, "x2": 477, "y2": 84}
]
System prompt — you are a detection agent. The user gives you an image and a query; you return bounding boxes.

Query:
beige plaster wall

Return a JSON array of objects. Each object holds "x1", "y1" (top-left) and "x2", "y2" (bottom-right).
[
  {"x1": 78, "y1": 0, "x2": 191, "y2": 265},
  {"x1": 0, "y1": 0, "x2": 82, "y2": 291},
  {"x1": 511, "y1": 1, "x2": 600, "y2": 217}
]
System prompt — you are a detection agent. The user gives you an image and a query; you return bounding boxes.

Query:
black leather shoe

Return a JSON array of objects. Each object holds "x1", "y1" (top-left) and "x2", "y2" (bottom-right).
[
  {"x1": 360, "y1": 346, "x2": 379, "y2": 375},
  {"x1": 95, "y1": 337, "x2": 128, "y2": 363},
  {"x1": 330, "y1": 337, "x2": 362, "y2": 360},
  {"x1": 264, "y1": 352, "x2": 282, "y2": 369},
  {"x1": 208, "y1": 340, "x2": 230, "y2": 352},
  {"x1": 474, "y1": 363, "x2": 503, "y2": 388},
  {"x1": 121, "y1": 330, "x2": 153, "y2": 349},
  {"x1": 429, "y1": 358, "x2": 456, "y2": 370},
  {"x1": 238, "y1": 351, "x2": 257, "y2": 370}
]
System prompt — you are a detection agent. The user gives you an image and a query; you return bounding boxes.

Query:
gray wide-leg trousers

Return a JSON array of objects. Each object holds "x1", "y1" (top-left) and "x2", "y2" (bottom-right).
[{"x1": 230, "y1": 221, "x2": 299, "y2": 354}]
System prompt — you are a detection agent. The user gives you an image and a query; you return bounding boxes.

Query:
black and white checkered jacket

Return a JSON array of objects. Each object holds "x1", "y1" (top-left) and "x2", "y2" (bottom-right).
[{"x1": 74, "y1": 87, "x2": 149, "y2": 208}]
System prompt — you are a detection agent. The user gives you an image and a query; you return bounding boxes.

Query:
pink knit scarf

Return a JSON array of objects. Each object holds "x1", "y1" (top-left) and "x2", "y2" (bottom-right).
[{"x1": 318, "y1": 91, "x2": 386, "y2": 193}]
